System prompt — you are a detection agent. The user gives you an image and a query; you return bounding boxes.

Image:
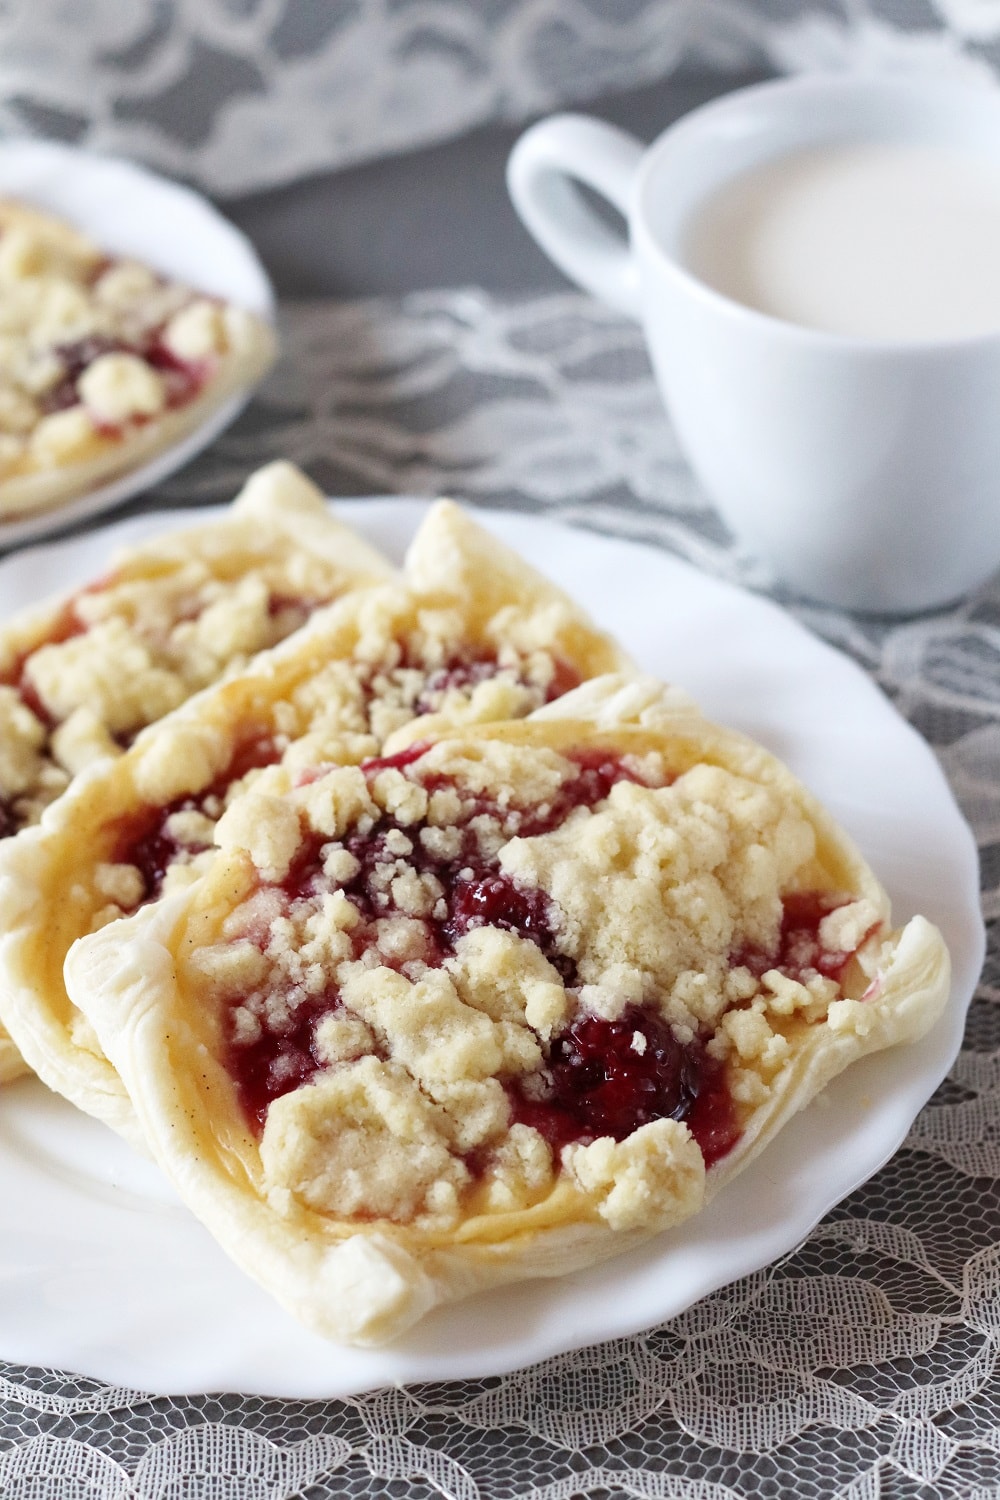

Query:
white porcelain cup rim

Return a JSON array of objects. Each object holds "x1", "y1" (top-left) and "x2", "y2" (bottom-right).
[{"x1": 508, "y1": 72, "x2": 1000, "y2": 352}]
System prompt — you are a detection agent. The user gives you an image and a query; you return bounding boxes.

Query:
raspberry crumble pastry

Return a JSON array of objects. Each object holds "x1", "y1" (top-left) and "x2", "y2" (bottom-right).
[
  {"x1": 0, "y1": 460, "x2": 393, "y2": 1080},
  {"x1": 0, "y1": 501, "x2": 628, "y2": 1124},
  {"x1": 0, "y1": 198, "x2": 276, "y2": 519},
  {"x1": 63, "y1": 677, "x2": 950, "y2": 1345}
]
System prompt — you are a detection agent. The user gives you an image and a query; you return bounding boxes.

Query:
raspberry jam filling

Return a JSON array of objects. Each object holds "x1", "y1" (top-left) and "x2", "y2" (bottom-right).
[
  {"x1": 144, "y1": 336, "x2": 208, "y2": 409},
  {"x1": 113, "y1": 732, "x2": 282, "y2": 907},
  {"x1": 41, "y1": 336, "x2": 130, "y2": 413},
  {"x1": 108, "y1": 645, "x2": 582, "y2": 903},
  {"x1": 734, "y1": 890, "x2": 869, "y2": 985},
  {"x1": 41, "y1": 329, "x2": 207, "y2": 418},
  {"x1": 1, "y1": 598, "x2": 92, "y2": 702},
  {"x1": 0, "y1": 600, "x2": 95, "y2": 841},
  {"x1": 226, "y1": 750, "x2": 648, "y2": 1128},
  {"x1": 222, "y1": 748, "x2": 877, "y2": 1183},
  {"x1": 0, "y1": 580, "x2": 338, "y2": 840},
  {"x1": 509, "y1": 1007, "x2": 739, "y2": 1167},
  {"x1": 413, "y1": 653, "x2": 581, "y2": 714},
  {"x1": 282, "y1": 747, "x2": 644, "y2": 964},
  {"x1": 221, "y1": 748, "x2": 746, "y2": 1179}
]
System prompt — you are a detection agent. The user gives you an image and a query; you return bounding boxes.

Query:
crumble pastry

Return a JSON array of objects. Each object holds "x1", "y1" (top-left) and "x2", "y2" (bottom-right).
[
  {"x1": 63, "y1": 676, "x2": 950, "y2": 1345},
  {"x1": 0, "y1": 198, "x2": 276, "y2": 519},
  {"x1": 0, "y1": 501, "x2": 629, "y2": 1122},
  {"x1": 0, "y1": 459, "x2": 393, "y2": 1081}
]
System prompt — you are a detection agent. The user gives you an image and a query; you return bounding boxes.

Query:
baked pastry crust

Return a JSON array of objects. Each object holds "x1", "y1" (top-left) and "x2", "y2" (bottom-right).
[
  {"x1": 0, "y1": 199, "x2": 276, "y2": 519},
  {"x1": 0, "y1": 459, "x2": 393, "y2": 1080},
  {"x1": 0, "y1": 501, "x2": 629, "y2": 1125},
  {"x1": 63, "y1": 676, "x2": 950, "y2": 1345}
]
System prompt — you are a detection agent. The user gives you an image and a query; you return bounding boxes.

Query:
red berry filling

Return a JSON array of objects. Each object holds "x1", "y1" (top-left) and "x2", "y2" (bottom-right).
[
  {"x1": 224, "y1": 750, "x2": 681, "y2": 1139},
  {"x1": 40, "y1": 336, "x2": 132, "y2": 413},
  {"x1": 144, "y1": 336, "x2": 208, "y2": 408},
  {"x1": 40, "y1": 328, "x2": 208, "y2": 421},
  {"x1": 0, "y1": 576, "x2": 344, "y2": 840},
  {"x1": 0, "y1": 600, "x2": 93, "y2": 841},
  {"x1": 733, "y1": 890, "x2": 871, "y2": 985},
  {"x1": 229, "y1": 988, "x2": 338, "y2": 1128},
  {"x1": 222, "y1": 748, "x2": 876, "y2": 1184},
  {"x1": 413, "y1": 654, "x2": 581, "y2": 714},
  {"x1": 1, "y1": 599, "x2": 91, "y2": 698},
  {"x1": 107, "y1": 644, "x2": 585, "y2": 907},
  {"x1": 113, "y1": 732, "x2": 282, "y2": 907},
  {"x1": 509, "y1": 1006, "x2": 739, "y2": 1167},
  {"x1": 281, "y1": 748, "x2": 644, "y2": 969}
]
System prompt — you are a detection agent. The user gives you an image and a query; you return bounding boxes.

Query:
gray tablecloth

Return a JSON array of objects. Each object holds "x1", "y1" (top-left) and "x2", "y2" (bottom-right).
[{"x1": 1, "y1": 290, "x2": 997, "y2": 1500}]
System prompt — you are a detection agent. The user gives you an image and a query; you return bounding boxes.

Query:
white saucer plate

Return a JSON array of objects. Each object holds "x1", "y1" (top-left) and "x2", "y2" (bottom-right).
[{"x1": 0, "y1": 500, "x2": 984, "y2": 1398}]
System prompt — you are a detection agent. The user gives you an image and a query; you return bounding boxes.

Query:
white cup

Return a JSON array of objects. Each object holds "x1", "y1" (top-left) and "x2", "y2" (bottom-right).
[{"x1": 507, "y1": 76, "x2": 1000, "y2": 613}]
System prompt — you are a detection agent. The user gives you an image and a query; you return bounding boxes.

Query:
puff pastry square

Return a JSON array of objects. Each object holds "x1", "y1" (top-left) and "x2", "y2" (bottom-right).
[
  {"x1": 0, "y1": 459, "x2": 393, "y2": 1080},
  {"x1": 0, "y1": 199, "x2": 276, "y2": 519},
  {"x1": 0, "y1": 501, "x2": 629, "y2": 1121},
  {"x1": 64, "y1": 677, "x2": 950, "y2": 1346}
]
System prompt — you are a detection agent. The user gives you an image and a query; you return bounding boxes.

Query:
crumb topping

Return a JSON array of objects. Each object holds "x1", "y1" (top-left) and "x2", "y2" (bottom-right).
[
  {"x1": 187, "y1": 734, "x2": 880, "y2": 1235},
  {"x1": 0, "y1": 549, "x2": 370, "y2": 839},
  {"x1": 95, "y1": 593, "x2": 583, "y2": 920}
]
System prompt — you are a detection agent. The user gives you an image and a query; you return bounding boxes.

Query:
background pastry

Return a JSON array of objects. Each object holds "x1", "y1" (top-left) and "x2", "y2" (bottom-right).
[{"x1": 0, "y1": 199, "x2": 276, "y2": 519}]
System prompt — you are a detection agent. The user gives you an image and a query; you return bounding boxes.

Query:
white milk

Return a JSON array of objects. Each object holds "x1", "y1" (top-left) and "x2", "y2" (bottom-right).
[{"x1": 683, "y1": 142, "x2": 1000, "y2": 341}]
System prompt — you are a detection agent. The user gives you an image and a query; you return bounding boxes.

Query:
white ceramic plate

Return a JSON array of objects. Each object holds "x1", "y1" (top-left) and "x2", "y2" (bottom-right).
[
  {"x1": 0, "y1": 140, "x2": 275, "y2": 550},
  {"x1": 0, "y1": 500, "x2": 983, "y2": 1399}
]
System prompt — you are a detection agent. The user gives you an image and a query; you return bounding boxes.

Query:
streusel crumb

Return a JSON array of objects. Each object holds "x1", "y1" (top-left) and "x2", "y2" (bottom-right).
[{"x1": 186, "y1": 729, "x2": 877, "y2": 1233}]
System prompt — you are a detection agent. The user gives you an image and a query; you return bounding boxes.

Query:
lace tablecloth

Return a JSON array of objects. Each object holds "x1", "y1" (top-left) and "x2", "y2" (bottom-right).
[
  {"x1": 4, "y1": 1, "x2": 1000, "y2": 195},
  {"x1": 2, "y1": 290, "x2": 997, "y2": 1500}
]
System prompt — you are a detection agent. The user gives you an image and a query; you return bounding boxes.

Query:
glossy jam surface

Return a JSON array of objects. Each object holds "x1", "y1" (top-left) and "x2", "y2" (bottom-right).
[
  {"x1": 231, "y1": 989, "x2": 337, "y2": 1127},
  {"x1": 509, "y1": 1005, "x2": 739, "y2": 1166}
]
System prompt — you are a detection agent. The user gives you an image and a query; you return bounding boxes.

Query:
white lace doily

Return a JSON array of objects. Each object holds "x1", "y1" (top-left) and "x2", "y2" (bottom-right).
[
  {"x1": 1, "y1": 290, "x2": 997, "y2": 1499},
  {"x1": 1, "y1": 1, "x2": 999, "y2": 195}
]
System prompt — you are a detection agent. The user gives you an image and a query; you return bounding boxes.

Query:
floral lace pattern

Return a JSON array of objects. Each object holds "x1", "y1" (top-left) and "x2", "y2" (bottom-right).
[
  {"x1": 1, "y1": 1, "x2": 999, "y2": 194},
  {"x1": 1, "y1": 288, "x2": 998, "y2": 1497}
]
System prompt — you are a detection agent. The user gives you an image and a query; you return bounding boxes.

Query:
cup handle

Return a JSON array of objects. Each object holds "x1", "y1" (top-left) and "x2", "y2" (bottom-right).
[{"x1": 507, "y1": 114, "x2": 644, "y2": 319}]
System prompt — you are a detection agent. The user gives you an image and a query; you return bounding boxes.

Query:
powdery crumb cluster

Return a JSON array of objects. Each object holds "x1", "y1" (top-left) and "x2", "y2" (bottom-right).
[
  {"x1": 0, "y1": 573, "x2": 308, "y2": 837},
  {"x1": 89, "y1": 589, "x2": 580, "y2": 923},
  {"x1": 277, "y1": 593, "x2": 578, "y2": 762},
  {"x1": 0, "y1": 199, "x2": 258, "y2": 486},
  {"x1": 188, "y1": 732, "x2": 881, "y2": 1237},
  {"x1": 250, "y1": 588, "x2": 579, "y2": 789}
]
